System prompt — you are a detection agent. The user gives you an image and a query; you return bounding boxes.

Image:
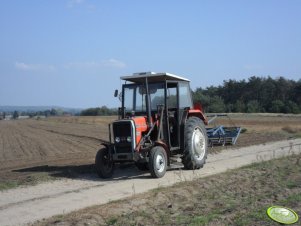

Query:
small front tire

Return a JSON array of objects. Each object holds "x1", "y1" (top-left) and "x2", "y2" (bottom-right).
[
  {"x1": 95, "y1": 147, "x2": 114, "y2": 178},
  {"x1": 149, "y1": 146, "x2": 167, "y2": 178}
]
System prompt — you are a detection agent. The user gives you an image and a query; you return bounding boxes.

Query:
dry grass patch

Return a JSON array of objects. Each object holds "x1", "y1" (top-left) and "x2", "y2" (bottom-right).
[{"x1": 282, "y1": 126, "x2": 301, "y2": 134}]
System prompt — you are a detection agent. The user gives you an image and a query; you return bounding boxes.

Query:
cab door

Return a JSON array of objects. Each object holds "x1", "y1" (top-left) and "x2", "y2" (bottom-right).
[{"x1": 166, "y1": 82, "x2": 180, "y2": 149}]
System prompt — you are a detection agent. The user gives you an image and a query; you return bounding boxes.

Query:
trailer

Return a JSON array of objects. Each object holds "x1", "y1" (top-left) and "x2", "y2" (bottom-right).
[{"x1": 206, "y1": 114, "x2": 242, "y2": 146}]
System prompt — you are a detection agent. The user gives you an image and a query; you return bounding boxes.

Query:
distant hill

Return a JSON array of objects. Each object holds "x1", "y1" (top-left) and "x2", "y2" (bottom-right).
[{"x1": 0, "y1": 106, "x2": 82, "y2": 114}]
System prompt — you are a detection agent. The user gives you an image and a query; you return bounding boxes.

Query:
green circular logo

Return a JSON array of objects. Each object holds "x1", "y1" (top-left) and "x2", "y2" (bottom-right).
[{"x1": 267, "y1": 206, "x2": 299, "y2": 224}]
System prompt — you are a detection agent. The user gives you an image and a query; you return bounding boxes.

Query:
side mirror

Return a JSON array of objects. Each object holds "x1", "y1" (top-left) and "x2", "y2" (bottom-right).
[{"x1": 114, "y1": 89, "x2": 118, "y2": 97}]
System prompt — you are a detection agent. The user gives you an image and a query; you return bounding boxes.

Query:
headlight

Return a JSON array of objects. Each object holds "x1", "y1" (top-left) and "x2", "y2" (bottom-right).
[
  {"x1": 127, "y1": 136, "x2": 132, "y2": 142},
  {"x1": 115, "y1": 137, "x2": 120, "y2": 143}
]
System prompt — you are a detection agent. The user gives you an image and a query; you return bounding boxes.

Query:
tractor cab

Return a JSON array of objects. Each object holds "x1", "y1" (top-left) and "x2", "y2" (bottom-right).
[
  {"x1": 95, "y1": 72, "x2": 208, "y2": 178},
  {"x1": 119, "y1": 72, "x2": 194, "y2": 149}
]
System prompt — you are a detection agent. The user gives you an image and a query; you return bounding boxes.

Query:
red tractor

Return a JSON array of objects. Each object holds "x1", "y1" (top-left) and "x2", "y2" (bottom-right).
[{"x1": 95, "y1": 72, "x2": 208, "y2": 178}]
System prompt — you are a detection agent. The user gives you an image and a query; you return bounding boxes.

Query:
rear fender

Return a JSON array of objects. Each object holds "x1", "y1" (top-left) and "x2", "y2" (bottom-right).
[{"x1": 187, "y1": 109, "x2": 208, "y2": 125}]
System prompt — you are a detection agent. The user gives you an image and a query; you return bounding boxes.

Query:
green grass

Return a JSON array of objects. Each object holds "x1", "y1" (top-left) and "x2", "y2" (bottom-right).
[
  {"x1": 286, "y1": 180, "x2": 298, "y2": 189},
  {"x1": 234, "y1": 208, "x2": 272, "y2": 226},
  {"x1": 280, "y1": 193, "x2": 301, "y2": 206},
  {"x1": 0, "y1": 180, "x2": 19, "y2": 191},
  {"x1": 0, "y1": 172, "x2": 55, "y2": 191},
  {"x1": 190, "y1": 213, "x2": 220, "y2": 226},
  {"x1": 108, "y1": 155, "x2": 301, "y2": 225},
  {"x1": 233, "y1": 193, "x2": 301, "y2": 226},
  {"x1": 36, "y1": 154, "x2": 301, "y2": 226},
  {"x1": 106, "y1": 217, "x2": 118, "y2": 225}
]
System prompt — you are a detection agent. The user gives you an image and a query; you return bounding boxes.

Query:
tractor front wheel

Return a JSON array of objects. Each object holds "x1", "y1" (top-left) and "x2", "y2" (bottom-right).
[
  {"x1": 149, "y1": 146, "x2": 167, "y2": 178},
  {"x1": 182, "y1": 116, "x2": 208, "y2": 170},
  {"x1": 95, "y1": 147, "x2": 114, "y2": 178}
]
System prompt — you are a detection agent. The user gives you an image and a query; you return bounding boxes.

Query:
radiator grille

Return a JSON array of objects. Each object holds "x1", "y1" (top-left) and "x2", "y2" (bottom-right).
[{"x1": 113, "y1": 121, "x2": 133, "y2": 154}]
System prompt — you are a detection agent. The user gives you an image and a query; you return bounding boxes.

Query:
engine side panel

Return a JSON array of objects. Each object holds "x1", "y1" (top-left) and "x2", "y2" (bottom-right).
[{"x1": 132, "y1": 116, "x2": 149, "y2": 145}]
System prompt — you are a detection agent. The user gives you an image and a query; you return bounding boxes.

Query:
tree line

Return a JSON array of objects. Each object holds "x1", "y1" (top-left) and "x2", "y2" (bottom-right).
[
  {"x1": 79, "y1": 76, "x2": 300, "y2": 116},
  {"x1": 80, "y1": 106, "x2": 117, "y2": 116},
  {"x1": 192, "y1": 76, "x2": 301, "y2": 113},
  {"x1": 0, "y1": 108, "x2": 72, "y2": 120}
]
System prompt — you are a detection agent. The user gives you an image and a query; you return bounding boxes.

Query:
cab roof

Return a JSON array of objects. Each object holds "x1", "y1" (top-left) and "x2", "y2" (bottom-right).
[{"x1": 120, "y1": 72, "x2": 190, "y2": 83}]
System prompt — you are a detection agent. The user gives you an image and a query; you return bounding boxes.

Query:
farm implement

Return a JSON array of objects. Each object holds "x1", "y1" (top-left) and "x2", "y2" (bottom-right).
[{"x1": 206, "y1": 114, "x2": 242, "y2": 146}]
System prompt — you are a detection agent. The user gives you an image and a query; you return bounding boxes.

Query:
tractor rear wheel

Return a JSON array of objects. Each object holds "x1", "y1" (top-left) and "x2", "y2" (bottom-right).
[
  {"x1": 182, "y1": 116, "x2": 208, "y2": 170},
  {"x1": 149, "y1": 146, "x2": 167, "y2": 178},
  {"x1": 95, "y1": 147, "x2": 114, "y2": 178}
]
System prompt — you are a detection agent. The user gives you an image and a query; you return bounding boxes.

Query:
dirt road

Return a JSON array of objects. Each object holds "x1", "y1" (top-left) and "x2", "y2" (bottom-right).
[{"x1": 1, "y1": 139, "x2": 301, "y2": 226}]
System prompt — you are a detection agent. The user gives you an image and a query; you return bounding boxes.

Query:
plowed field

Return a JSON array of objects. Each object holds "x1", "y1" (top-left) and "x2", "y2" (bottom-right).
[
  {"x1": 0, "y1": 114, "x2": 300, "y2": 187},
  {"x1": 0, "y1": 117, "x2": 112, "y2": 170},
  {"x1": 0, "y1": 116, "x2": 115, "y2": 186}
]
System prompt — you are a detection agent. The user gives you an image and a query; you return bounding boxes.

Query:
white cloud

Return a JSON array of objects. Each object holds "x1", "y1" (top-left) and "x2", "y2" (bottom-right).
[
  {"x1": 67, "y1": 0, "x2": 95, "y2": 10},
  {"x1": 67, "y1": 0, "x2": 85, "y2": 8},
  {"x1": 102, "y1": 59, "x2": 126, "y2": 68},
  {"x1": 15, "y1": 62, "x2": 56, "y2": 72},
  {"x1": 64, "y1": 61, "x2": 96, "y2": 69},
  {"x1": 64, "y1": 59, "x2": 126, "y2": 70},
  {"x1": 15, "y1": 62, "x2": 35, "y2": 71}
]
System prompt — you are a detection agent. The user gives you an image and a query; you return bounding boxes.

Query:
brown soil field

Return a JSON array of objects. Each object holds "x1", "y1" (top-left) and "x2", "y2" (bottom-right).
[
  {"x1": 0, "y1": 114, "x2": 300, "y2": 188},
  {"x1": 207, "y1": 113, "x2": 301, "y2": 152},
  {"x1": 0, "y1": 116, "x2": 115, "y2": 187}
]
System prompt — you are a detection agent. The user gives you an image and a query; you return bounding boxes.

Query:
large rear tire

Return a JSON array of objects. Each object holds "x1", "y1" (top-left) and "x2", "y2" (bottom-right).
[
  {"x1": 95, "y1": 147, "x2": 114, "y2": 178},
  {"x1": 149, "y1": 146, "x2": 167, "y2": 178},
  {"x1": 182, "y1": 116, "x2": 208, "y2": 170}
]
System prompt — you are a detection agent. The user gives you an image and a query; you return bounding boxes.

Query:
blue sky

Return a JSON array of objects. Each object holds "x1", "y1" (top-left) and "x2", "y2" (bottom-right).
[{"x1": 0, "y1": 0, "x2": 300, "y2": 108}]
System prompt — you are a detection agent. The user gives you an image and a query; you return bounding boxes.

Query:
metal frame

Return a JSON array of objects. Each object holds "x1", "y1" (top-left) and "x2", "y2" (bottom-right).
[
  {"x1": 206, "y1": 114, "x2": 242, "y2": 146},
  {"x1": 121, "y1": 72, "x2": 190, "y2": 83}
]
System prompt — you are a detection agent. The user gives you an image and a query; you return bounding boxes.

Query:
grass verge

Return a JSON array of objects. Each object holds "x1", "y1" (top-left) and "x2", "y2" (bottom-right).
[
  {"x1": 0, "y1": 172, "x2": 54, "y2": 191},
  {"x1": 36, "y1": 153, "x2": 301, "y2": 226}
]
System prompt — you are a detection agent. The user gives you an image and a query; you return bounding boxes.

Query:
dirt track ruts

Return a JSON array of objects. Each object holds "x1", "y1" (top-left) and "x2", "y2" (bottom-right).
[{"x1": 0, "y1": 139, "x2": 300, "y2": 226}]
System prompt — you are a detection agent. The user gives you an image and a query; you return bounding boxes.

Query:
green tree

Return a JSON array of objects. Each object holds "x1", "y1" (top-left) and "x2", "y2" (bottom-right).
[
  {"x1": 193, "y1": 76, "x2": 300, "y2": 114},
  {"x1": 98, "y1": 106, "x2": 110, "y2": 115},
  {"x1": 292, "y1": 80, "x2": 301, "y2": 106},
  {"x1": 283, "y1": 101, "x2": 300, "y2": 114},
  {"x1": 192, "y1": 88, "x2": 211, "y2": 112},
  {"x1": 246, "y1": 100, "x2": 261, "y2": 113},
  {"x1": 13, "y1": 111, "x2": 19, "y2": 119},
  {"x1": 50, "y1": 108, "x2": 58, "y2": 116},
  {"x1": 208, "y1": 96, "x2": 226, "y2": 113},
  {"x1": 80, "y1": 106, "x2": 116, "y2": 116},
  {"x1": 269, "y1": 100, "x2": 285, "y2": 113},
  {"x1": 260, "y1": 76, "x2": 276, "y2": 111},
  {"x1": 234, "y1": 100, "x2": 245, "y2": 113},
  {"x1": 80, "y1": 108, "x2": 99, "y2": 116}
]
